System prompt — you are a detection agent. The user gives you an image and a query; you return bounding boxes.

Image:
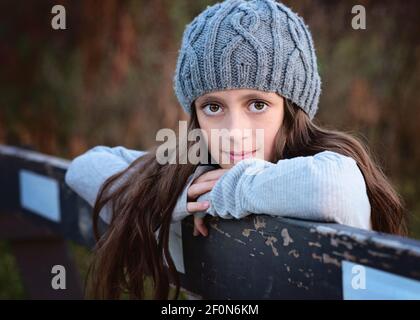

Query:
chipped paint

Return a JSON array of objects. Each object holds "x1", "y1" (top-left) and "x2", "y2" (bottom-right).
[
  {"x1": 367, "y1": 250, "x2": 396, "y2": 259},
  {"x1": 209, "y1": 222, "x2": 231, "y2": 238},
  {"x1": 242, "y1": 228, "x2": 252, "y2": 237},
  {"x1": 332, "y1": 250, "x2": 357, "y2": 261},
  {"x1": 330, "y1": 237, "x2": 353, "y2": 250},
  {"x1": 372, "y1": 238, "x2": 420, "y2": 257},
  {"x1": 312, "y1": 253, "x2": 323, "y2": 262},
  {"x1": 233, "y1": 238, "x2": 246, "y2": 245},
  {"x1": 287, "y1": 277, "x2": 310, "y2": 290},
  {"x1": 359, "y1": 258, "x2": 371, "y2": 264},
  {"x1": 281, "y1": 228, "x2": 294, "y2": 246},
  {"x1": 254, "y1": 216, "x2": 266, "y2": 230},
  {"x1": 265, "y1": 236, "x2": 279, "y2": 256},
  {"x1": 288, "y1": 249, "x2": 300, "y2": 258},
  {"x1": 312, "y1": 252, "x2": 341, "y2": 267},
  {"x1": 308, "y1": 241, "x2": 322, "y2": 247},
  {"x1": 322, "y1": 254, "x2": 341, "y2": 267}
]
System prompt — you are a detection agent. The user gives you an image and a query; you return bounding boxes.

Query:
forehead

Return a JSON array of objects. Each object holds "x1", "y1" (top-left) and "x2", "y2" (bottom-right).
[{"x1": 195, "y1": 88, "x2": 281, "y2": 104}]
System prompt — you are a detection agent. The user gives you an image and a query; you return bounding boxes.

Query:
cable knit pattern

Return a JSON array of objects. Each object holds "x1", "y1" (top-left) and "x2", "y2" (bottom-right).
[
  {"x1": 65, "y1": 146, "x2": 371, "y2": 230},
  {"x1": 173, "y1": 0, "x2": 322, "y2": 119}
]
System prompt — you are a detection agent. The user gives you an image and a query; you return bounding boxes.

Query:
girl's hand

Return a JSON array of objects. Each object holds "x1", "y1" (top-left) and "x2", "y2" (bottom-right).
[{"x1": 186, "y1": 168, "x2": 228, "y2": 237}]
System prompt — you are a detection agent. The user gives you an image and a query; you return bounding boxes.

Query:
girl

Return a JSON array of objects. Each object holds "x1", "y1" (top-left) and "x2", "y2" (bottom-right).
[{"x1": 65, "y1": 0, "x2": 407, "y2": 299}]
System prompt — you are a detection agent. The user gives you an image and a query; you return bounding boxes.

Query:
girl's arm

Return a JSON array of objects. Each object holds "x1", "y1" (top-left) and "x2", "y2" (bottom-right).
[
  {"x1": 64, "y1": 145, "x2": 210, "y2": 224},
  {"x1": 64, "y1": 146, "x2": 147, "y2": 224},
  {"x1": 198, "y1": 150, "x2": 372, "y2": 230}
]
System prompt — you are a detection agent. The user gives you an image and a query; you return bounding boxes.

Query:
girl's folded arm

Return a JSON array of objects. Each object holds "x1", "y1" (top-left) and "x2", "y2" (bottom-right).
[
  {"x1": 64, "y1": 145, "x2": 208, "y2": 224},
  {"x1": 64, "y1": 145, "x2": 147, "y2": 223},
  {"x1": 202, "y1": 150, "x2": 371, "y2": 230}
]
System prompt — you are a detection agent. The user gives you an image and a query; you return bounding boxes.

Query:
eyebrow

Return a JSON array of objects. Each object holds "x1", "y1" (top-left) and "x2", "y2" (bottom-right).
[{"x1": 197, "y1": 93, "x2": 271, "y2": 105}]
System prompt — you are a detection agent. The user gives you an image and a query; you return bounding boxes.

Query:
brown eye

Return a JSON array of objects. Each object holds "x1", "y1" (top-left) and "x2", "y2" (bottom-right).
[
  {"x1": 254, "y1": 102, "x2": 265, "y2": 110},
  {"x1": 202, "y1": 103, "x2": 222, "y2": 115},
  {"x1": 249, "y1": 101, "x2": 268, "y2": 113},
  {"x1": 209, "y1": 104, "x2": 220, "y2": 112}
]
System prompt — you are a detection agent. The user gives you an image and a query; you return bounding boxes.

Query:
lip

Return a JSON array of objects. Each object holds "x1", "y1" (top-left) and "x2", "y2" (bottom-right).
[
  {"x1": 229, "y1": 150, "x2": 256, "y2": 156},
  {"x1": 225, "y1": 149, "x2": 257, "y2": 161}
]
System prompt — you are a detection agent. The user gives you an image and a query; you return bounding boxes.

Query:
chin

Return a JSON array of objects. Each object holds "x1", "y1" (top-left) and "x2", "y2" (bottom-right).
[{"x1": 218, "y1": 162, "x2": 233, "y2": 169}]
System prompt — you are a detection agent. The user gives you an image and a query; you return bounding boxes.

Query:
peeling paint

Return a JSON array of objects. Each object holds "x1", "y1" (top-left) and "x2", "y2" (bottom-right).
[
  {"x1": 367, "y1": 250, "x2": 396, "y2": 259},
  {"x1": 242, "y1": 228, "x2": 252, "y2": 237},
  {"x1": 265, "y1": 236, "x2": 279, "y2": 256},
  {"x1": 287, "y1": 277, "x2": 309, "y2": 290},
  {"x1": 312, "y1": 253, "x2": 323, "y2": 262},
  {"x1": 233, "y1": 238, "x2": 246, "y2": 245},
  {"x1": 281, "y1": 228, "x2": 294, "y2": 246},
  {"x1": 254, "y1": 216, "x2": 266, "y2": 230},
  {"x1": 332, "y1": 250, "x2": 357, "y2": 261},
  {"x1": 330, "y1": 237, "x2": 353, "y2": 250},
  {"x1": 372, "y1": 238, "x2": 420, "y2": 257},
  {"x1": 308, "y1": 241, "x2": 322, "y2": 247},
  {"x1": 322, "y1": 253, "x2": 341, "y2": 267},
  {"x1": 288, "y1": 249, "x2": 300, "y2": 258},
  {"x1": 210, "y1": 222, "x2": 231, "y2": 238}
]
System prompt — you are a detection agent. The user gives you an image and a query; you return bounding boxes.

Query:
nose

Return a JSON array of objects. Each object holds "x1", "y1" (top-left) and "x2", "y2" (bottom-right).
[{"x1": 224, "y1": 109, "x2": 253, "y2": 151}]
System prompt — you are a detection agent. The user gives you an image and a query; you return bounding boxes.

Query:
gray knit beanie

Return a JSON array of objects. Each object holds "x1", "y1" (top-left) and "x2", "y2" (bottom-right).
[{"x1": 173, "y1": 0, "x2": 322, "y2": 120}]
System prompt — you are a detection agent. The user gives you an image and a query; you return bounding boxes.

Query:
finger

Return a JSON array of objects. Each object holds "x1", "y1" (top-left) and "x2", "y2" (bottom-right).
[
  {"x1": 187, "y1": 201, "x2": 210, "y2": 213},
  {"x1": 194, "y1": 217, "x2": 208, "y2": 237},
  {"x1": 193, "y1": 225, "x2": 199, "y2": 237},
  {"x1": 187, "y1": 180, "x2": 218, "y2": 200},
  {"x1": 194, "y1": 169, "x2": 229, "y2": 184}
]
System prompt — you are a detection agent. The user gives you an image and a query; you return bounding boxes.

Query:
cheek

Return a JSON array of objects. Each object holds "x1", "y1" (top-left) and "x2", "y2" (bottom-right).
[
  {"x1": 197, "y1": 124, "x2": 217, "y2": 156},
  {"x1": 263, "y1": 128, "x2": 279, "y2": 160},
  {"x1": 260, "y1": 113, "x2": 283, "y2": 161}
]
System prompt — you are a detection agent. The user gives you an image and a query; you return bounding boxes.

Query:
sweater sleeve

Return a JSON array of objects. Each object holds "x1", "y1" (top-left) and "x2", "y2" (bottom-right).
[
  {"x1": 64, "y1": 145, "x2": 147, "y2": 224},
  {"x1": 64, "y1": 145, "x2": 218, "y2": 224},
  {"x1": 198, "y1": 150, "x2": 372, "y2": 230}
]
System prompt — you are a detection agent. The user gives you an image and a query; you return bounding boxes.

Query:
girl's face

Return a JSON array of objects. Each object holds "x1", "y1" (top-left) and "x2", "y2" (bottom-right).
[{"x1": 194, "y1": 88, "x2": 285, "y2": 169}]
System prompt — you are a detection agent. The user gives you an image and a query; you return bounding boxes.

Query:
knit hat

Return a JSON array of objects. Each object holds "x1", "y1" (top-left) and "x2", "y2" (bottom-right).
[{"x1": 173, "y1": 0, "x2": 322, "y2": 120}]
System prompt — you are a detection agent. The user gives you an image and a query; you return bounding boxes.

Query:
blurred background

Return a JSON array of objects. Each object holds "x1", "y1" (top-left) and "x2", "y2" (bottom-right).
[{"x1": 0, "y1": 0, "x2": 419, "y2": 298}]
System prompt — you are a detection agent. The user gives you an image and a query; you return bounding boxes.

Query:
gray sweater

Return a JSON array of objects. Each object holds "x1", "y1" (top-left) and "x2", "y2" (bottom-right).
[{"x1": 64, "y1": 145, "x2": 372, "y2": 230}]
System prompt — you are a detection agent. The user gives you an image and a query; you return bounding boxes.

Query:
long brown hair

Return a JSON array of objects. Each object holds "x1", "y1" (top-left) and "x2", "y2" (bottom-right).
[{"x1": 86, "y1": 99, "x2": 407, "y2": 299}]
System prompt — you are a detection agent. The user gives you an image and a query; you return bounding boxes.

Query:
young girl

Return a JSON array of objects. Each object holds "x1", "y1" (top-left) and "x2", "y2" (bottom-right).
[{"x1": 65, "y1": 0, "x2": 407, "y2": 299}]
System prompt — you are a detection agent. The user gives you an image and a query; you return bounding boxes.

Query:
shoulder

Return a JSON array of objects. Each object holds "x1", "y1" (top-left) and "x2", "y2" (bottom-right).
[
  {"x1": 314, "y1": 150, "x2": 357, "y2": 164},
  {"x1": 317, "y1": 150, "x2": 363, "y2": 178}
]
